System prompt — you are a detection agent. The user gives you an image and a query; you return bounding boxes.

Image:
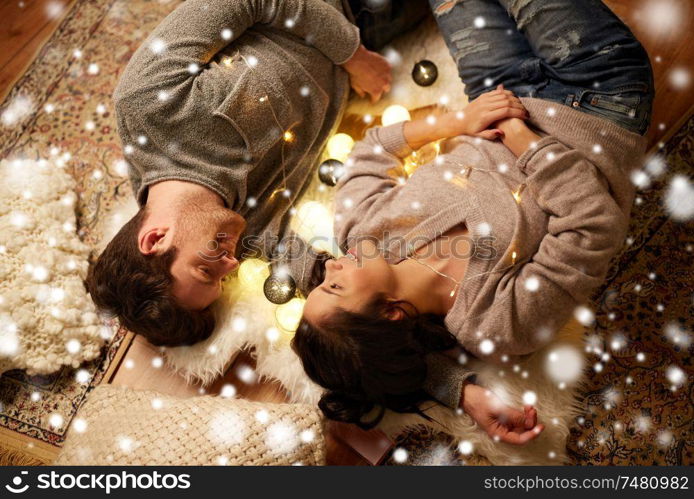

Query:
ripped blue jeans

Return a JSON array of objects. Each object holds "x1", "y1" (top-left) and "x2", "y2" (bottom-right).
[{"x1": 429, "y1": 0, "x2": 654, "y2": 135}]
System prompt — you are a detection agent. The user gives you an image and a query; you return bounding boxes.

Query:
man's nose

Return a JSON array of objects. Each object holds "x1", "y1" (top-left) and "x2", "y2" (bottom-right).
[{"x1": 221, "y1": 255, "x2": 239, "y2": 273}]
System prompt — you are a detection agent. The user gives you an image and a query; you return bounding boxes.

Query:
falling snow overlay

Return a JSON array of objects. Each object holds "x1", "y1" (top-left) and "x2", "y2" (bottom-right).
[{"x1": 1, "y1": 0, "x2": 692, "y2": 465}]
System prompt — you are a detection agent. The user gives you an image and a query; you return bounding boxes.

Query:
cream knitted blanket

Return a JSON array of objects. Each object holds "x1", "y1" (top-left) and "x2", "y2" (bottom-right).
[
  {"x1": 0, "y1": 157, "x2": 106, "y2": 375},
  {"x1": 55, "y1": 385, "x2": 326, "y2": 466}
]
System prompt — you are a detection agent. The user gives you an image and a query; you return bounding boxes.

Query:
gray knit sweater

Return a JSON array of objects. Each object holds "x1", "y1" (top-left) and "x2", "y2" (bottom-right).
[
  {"x1": 335, "y1": 98, "x2": 647, "y2": 403},
  {"x1": 113, "y1": 0, "x2": 359, "y2": 275}
]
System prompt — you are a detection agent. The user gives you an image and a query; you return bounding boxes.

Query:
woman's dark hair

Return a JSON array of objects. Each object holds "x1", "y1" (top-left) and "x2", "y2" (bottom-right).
[
  {"x1": 85, "y1": 206, "x2": 216, "y2": 347},
  {"x1": 291, "y1": 294, "x2": 458, "y2": 429}
]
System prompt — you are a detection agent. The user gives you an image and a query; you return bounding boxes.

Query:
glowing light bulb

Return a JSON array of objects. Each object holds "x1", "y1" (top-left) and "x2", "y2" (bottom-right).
[
  {"x1": 511, "y1": 251, "x2": 517, "y2": 264},
  {"x1": 275, "y1": 297, "x2": 305, "y2": 333},
  {"x1": 236, "y1": 259, "x2": 270, "y2": 290},
  {"x1": 292, "y1": 201, "x2": 332, "y2": 251},
  {"x1": 283, "y1": 130, "x2": 295, "y2": 143},
  {"x1": 326, "y1": 133, "x2": 354, "y2": 162},
  {"x1": 381, "y1": 105, "x2": 411, "y2": 126}
]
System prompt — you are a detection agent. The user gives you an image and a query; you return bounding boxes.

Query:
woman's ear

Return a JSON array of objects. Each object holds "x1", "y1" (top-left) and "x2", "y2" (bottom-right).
[{"x1": 383, "y1": 299, "x2": 407, "y2": 321}]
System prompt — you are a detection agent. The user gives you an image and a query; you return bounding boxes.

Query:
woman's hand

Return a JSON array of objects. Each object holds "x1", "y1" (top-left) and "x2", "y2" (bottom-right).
[
  {"x1": 461, "y1": 382, "x2": 545, "y2": 445},
  {"x1": 447, "y1": 84, "x2": 529, "y2": 140},
  {"x1": 341, "y1": 44, "x2": 392, "y2": 103}
]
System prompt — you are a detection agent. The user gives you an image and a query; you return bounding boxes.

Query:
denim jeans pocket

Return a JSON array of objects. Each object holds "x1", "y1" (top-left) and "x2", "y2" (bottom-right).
[{"x1": 578, "y1": 83, "x2": 651, "y2": 134}]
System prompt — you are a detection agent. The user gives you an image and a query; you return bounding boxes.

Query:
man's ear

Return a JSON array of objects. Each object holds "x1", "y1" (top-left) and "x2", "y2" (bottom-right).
[{"x1": 138, "y1": 227, "x2": 169, "y2": 255}]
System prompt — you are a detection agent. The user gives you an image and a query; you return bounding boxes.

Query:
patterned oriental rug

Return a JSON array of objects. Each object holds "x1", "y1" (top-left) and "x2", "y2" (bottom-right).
[{"x1": 0, "y1": 0, "x2": 691, "y2": 466}]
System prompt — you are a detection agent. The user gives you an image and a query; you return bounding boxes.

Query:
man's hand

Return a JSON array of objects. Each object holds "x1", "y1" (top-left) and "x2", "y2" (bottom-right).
[
  {"x1": 341, "y1": 44, "x2": 392, "y2": 103},
  {"x1": 495, "y1": 116, "x2": 543, "y2": 158},
  {"x1": 444, "y1": 84, "x2": 528, "y2": 140},
  {"x1": 461, "y1": 382, "x2": 545, "y2": 445}
]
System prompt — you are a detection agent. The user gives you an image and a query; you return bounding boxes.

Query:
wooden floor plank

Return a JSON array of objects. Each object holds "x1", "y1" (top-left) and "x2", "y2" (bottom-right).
[{"x1": 0, "y1": 0, "x2": 77, "y2": 103}]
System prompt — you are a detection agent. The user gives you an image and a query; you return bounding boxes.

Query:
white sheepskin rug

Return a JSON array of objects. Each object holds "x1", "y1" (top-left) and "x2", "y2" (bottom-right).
[
  {"x1": 154, "y1": 13, "x2": 588, "y2": 465},
  {"x1": 0, "y1": 157, "x2": 107, "y2": 375}
]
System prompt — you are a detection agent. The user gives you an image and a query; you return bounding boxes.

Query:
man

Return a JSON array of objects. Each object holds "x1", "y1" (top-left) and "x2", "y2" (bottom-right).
[{"x1": 86, "y1": 0, "x2": 391, "y2": 346}]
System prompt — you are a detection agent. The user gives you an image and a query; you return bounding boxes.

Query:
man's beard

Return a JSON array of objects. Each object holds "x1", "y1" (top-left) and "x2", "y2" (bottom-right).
[{"x1": 172, "y1": 196, "x2": 242, "y2": 258}]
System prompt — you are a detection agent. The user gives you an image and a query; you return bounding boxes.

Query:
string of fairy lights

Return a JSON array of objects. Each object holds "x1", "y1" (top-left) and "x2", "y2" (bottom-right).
[{"x1": 223, "y1": 54, "x2": 530, "y2": 337}]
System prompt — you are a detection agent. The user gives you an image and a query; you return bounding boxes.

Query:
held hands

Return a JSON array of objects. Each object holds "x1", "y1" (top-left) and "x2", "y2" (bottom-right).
[
  {"x1": 445, "y1": 84, "x2": 529, "y2": 140},
  {"x1": 461, "y1": 382, "x2": 545, "y2": 445},
  {"x1": 341, "y1": 44, "x2": 392, "y2": 103}
]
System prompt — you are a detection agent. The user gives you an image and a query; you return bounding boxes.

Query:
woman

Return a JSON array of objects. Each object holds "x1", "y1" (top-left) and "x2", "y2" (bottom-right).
[{"x1": 292, "y1": 0, "x2": 654, "y2": 432}]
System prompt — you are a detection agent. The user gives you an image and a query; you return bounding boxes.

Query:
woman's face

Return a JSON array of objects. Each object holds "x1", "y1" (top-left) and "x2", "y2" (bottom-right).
[{"x1": 303, "y1": 240, "x2": 397, "y2": 325}]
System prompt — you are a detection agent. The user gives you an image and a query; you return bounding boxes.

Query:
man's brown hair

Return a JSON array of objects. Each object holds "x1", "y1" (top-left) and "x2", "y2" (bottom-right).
[{"x1": 85, "y1": 207, "x2": 215, "y2": 346}]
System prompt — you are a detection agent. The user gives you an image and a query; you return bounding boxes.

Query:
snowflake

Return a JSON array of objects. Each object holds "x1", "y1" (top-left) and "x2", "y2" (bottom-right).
[
  {"x1": 664, "y1": 322, "x2": 692, "y2": 348},
  {"x1": 524, "y1": 276, "x2": 540, "y2": 291},
  {"x1": 665, "y1": 365, "x2": 686, "y2": 389},
  {"x1": 117, "y1": 435, "x2": 136, "y2": 453},
  {"x1": 392, "y1": 447, "x2": 409, "y2": 463},
  {"x1": 479, "y1": 339, "x2": 495, "y2": 355},
  {"x1": 73, "y1": 418, "x2": 88, "y2": 433},
  {"x1": 635, "y1": 415, "x2": 651, "y2": 433},
  {"x1": 149, "y1": 38, "x2": 166, "y2": 54},
  {"x1": 609, "y1": 332, "x2": 627, "y2": 351},
  {"x1": 232, "y1": 317, "x2": 247, "y2": 332},
  {"x1": 48, "y1": 413, "x2": 64, "y2": 429},
  {"x1": 236, "y1": 365, "x2": 257, "y2": 384},
  {"x1": 522, "y1": 391, "x2": 537, "y2": 405},
  {"x1": 644, "y1": 154, "x2": 667, "y2": 177},
  {"x1": 383, "y1": 47, "x2": 402, "y2": 66},
  {"x1": 476, "y1": 222, "x2": 491, "y2": 236},
  {"x1": 669, "y1": 67, "x2": 690, "y2": 90},
  {"x1": 266, "y1": 422, "x2": 298, "y2": 455},
  {"x1": 657, "y1": 430, "x2": 673, "y2": 447},
  {"x1": 1, "y1": 94, "x2": 34, "y2": 126},
  {"x1": 45, "y1": 1, "x2": 63, "y2": 19},
  {"x1": 208, "y1": 409, "x2": 246, "y2": 446},
  {"x1": 75, "y1": 369, "x2": 90, "y2": 384},
  {"x1": 220, "y1": 384, "x2": 236, "y2": 398},
  {"x1": 545, "y1": 345, "x2": 584, "y2": 384},
  {"x1": 637, "y1": 1, "x2": 684, "y2": 38},
  {"x1": 574, "y1": 305, "x2": 595, "y2": 326},
  {"x1": 630, "y1": 169, "x2": 650, "y2": 189},
  {"x1": 664, "y1": 175, "x2": 694, "y2": 221},
  {"x1": 265, "y1": 327, "x2": 280, "y2": 342}
]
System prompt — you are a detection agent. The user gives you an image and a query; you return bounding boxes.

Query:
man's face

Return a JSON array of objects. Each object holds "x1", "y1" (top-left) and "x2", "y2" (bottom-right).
[{"x1": 168, "y1": 204, "x2": 246, "y2": 310}]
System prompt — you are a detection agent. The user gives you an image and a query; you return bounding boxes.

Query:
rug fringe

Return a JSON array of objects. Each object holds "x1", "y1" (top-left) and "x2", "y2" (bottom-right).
[{"x1": 0, "y1": 445, "x2": 48, "y2": 466}]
